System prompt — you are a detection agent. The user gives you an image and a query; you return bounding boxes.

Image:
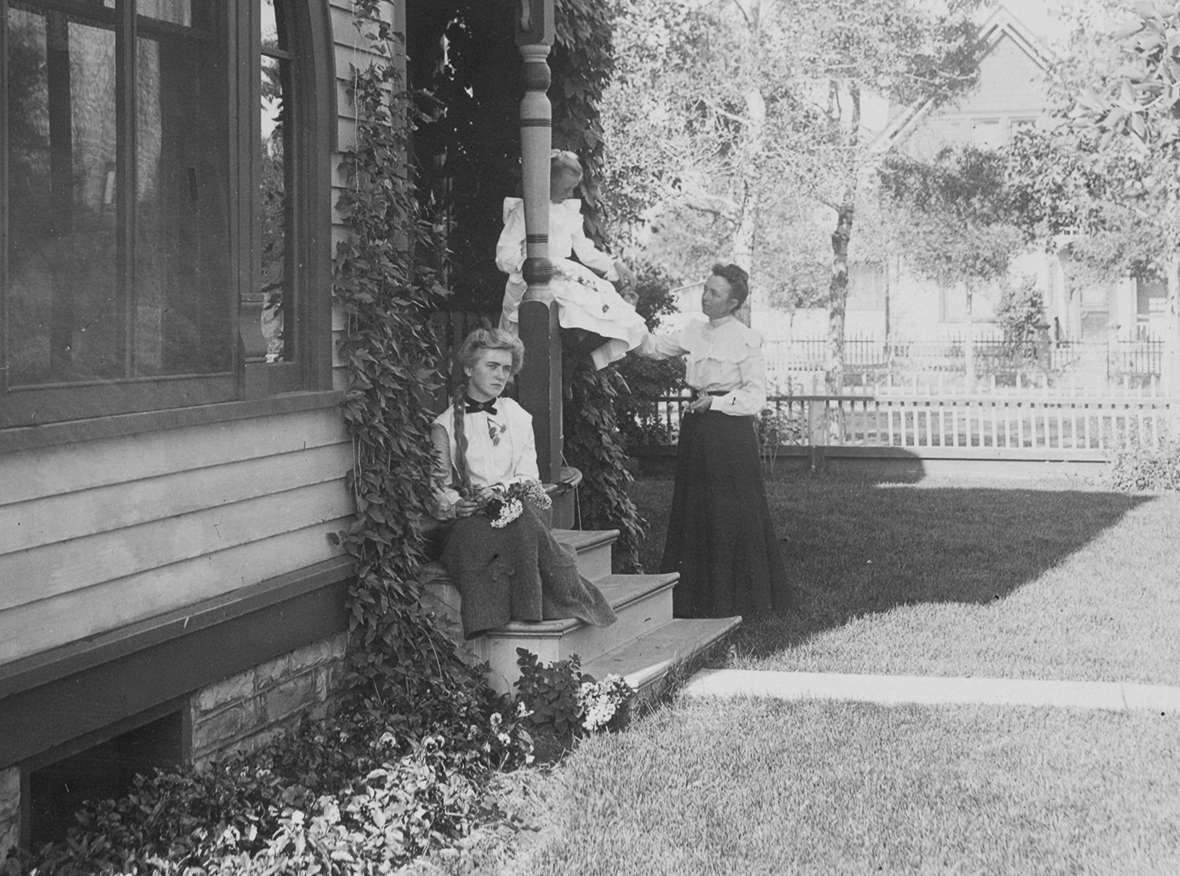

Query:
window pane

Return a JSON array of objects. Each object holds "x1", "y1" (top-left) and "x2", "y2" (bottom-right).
[
  {"x1": 135, "y1": 20, "x2": 231, "y2": 375},
  {"x1": 261, "y1": 0, "x2": 283, "y2": 49},
  {"x1": 137, "y1": 0, "x2": 191, "y2": 27},
  {"x1": 6, "y1": 9, "x2": 120, "y2": 386},
  {"x1": 247, "y1": 0, "x2": 292, "y2": 364}
]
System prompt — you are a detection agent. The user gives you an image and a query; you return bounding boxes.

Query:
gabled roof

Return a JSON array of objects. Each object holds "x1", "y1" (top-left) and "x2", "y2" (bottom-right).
[{"x1": 871, "y1": 5, "x2": 1056, "y2": 153}]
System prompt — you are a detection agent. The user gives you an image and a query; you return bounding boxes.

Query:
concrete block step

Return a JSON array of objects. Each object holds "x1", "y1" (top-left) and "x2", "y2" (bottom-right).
[
  {"x1": 581, "y1": 616, "x2": 742, "y2": 700},
  {"x1": 552, "y1": 528, "x2": 618, "y2": 582},
  {"x1": 475, "y1": 572, "x2": 678, "y2": 693}
]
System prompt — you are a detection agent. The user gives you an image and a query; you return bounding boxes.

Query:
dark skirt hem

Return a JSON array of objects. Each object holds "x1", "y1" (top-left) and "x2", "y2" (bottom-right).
[{"x1": 661, "y1": 410, "x2": 790, "y2": 618}]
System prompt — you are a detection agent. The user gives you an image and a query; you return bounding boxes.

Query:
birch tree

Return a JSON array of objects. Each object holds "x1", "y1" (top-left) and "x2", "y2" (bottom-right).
[{"x1": 602, "y1": 0, "x2": 981, "y2": 388}]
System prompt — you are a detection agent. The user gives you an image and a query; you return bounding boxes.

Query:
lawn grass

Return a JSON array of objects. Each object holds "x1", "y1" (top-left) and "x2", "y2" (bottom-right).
[
  {"x1": 631, "y1": 472, "x2": 1180, "y2": 685},
  {"x1": 504, "y1": 698, "x2": 1180, "y2": 875}
]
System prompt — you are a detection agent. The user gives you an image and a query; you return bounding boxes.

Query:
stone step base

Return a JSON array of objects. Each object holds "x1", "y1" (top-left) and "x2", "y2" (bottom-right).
[
  {"x1": 474, "y1": 572, "x2": 678, "y2": 692},
  {"x1": 583, "y1": 616, "x2": 742, "y2": 704}
]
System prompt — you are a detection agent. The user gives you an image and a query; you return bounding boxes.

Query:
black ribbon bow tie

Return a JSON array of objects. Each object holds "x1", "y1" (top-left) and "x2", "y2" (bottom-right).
[{"x1": 464, "y1": 397, "x2": 498, "y2": 414}]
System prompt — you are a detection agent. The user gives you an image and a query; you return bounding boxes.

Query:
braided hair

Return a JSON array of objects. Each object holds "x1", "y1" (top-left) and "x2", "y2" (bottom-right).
[{"x1": 449, "y1": 328, "x2": 526, "y2": 496}]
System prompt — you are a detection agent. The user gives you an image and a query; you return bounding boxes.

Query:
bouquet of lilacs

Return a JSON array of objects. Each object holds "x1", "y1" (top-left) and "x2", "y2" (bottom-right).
[
  {"x1": 478, "y1": 478, "x2": 552, "y2": 528},
  {"x1": 577, "y1": 673, "x2": 636, "y2": 733}
]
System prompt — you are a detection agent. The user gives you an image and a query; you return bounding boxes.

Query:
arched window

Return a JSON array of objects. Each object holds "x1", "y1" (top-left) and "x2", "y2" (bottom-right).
[{"x1": 0, "y1": 0, "x2": 332, "y2": 428}]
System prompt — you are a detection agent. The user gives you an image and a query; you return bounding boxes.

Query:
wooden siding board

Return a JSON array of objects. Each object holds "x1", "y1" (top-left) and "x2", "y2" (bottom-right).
[
  {"x1": 0, "y1": 408, "x2": 347, "y2": 508},
  {"x1": 0, "y1": 443, "x2": 352, "y2": 556},
  {"x1": 0, "y1": 518, "x2": 351, "y2": 663},
  {"x1": 0, "y1": 481, "x2": 352, "y2": 612}
]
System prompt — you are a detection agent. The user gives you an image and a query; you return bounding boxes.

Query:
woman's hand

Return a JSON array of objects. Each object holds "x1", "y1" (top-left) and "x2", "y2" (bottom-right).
[
  {"x1": 688, "y1": 396, "x2": 713, "y2": 414},
  {"x1": 455, "y1": 498, "x2": 480, "y2": 518},
  {"x1": 614, "y1": 260, "x2": 636, "y2": 288}
]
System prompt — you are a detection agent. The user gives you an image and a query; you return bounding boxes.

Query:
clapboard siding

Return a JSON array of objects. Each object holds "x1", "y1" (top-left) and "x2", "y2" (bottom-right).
[
  {"x1": 0, "y1": 403, "x2": 353, "y2": 662},
  {"x1": 0, "y1": 480, "x2": 352, "y2": 613},
  {"x1": 1, "y1": 442, "x2": 352, "y2": 555},
  {"x1": 0, "y1": 407, "x2": 347, "y2": 509},
  {"x1": 0, "y1": 519, "x2": 350, "y2": 664}
]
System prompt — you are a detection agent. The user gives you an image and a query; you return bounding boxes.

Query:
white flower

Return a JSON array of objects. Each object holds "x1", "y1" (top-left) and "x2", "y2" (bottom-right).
[{"x1": 491, "y1": 497, "x2": 524, "y2": 528}]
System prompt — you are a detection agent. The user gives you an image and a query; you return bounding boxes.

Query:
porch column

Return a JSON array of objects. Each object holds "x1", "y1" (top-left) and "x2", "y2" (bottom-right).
[{"x1": 515, "y1": 0, "x2": 562, "y2": 483}]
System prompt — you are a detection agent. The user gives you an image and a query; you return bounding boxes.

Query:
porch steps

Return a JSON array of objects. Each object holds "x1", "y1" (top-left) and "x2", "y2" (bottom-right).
[{"x1": 420, "y1": 528, "x2": 740, "y2": 695}]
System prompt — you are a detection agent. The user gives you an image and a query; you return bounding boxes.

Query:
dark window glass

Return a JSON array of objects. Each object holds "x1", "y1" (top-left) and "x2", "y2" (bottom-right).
[
  {"x1": 4, "y1": 0, "x2": 230, "y2": 389},
  {"x1": 248, "y1": 0, "x2": 293, "y2": 364},
  {"x1": 6, "y1": 10, "x2": 120, "y2": 386},
  {"x1": 2, "y1": 0, "x2": 319, "y2": 427},
  {"x1": 134, "y1": 24, "x2": 231, "y2": 375}
]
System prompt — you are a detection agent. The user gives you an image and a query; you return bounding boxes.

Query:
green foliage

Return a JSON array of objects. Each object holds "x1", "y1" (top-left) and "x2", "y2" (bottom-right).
[
  {"x1": 564, "y1": 356, "x2": 647, "y2": 571},
  {"x1": 513, "y1": 648, "x2": 589, "y2": 756},
  {"x1": 614, "y1": 261, "x2": 685, "y2": 451},
  {"x1": 1108, "y1": 437, "x2": 1180, "y2": 493},
  {"x1": 512, "y1": 649, "x2": 636, "y2": 759},
  {"x1": 332, "y1": 2, "x2": 495, "y2": 711},
  {"x1": 11, "y1": 702, "x2": 534, "y2": 875},
  {"x1": 879, "y1": 145, "x2": 1025, "y2": 290},
  {"x1": 996, "y1": 277, "x2": 1048, "y2": 364},
  {"x1": 1044, "y1": 3, "x2": 1180, "y2": 277}
]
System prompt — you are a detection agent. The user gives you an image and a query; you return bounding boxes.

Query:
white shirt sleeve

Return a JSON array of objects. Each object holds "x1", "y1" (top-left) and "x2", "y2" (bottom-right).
[
  {"x1": 495, "y1": 201, "x2": 526, "y2": 275},
  {"x1": 428, "y1": 422, "x2": 463, "y2": 519},
  {"x1": 510, "y1": 401, "x2": 541, "y2": 481},
  {"x1": 635, "y1": 328, "x2": 688, "y2": 360}
]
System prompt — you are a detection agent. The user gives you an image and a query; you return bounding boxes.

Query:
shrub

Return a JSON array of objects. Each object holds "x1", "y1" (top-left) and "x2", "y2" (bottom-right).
[
  {"x1": 7, "y1": 694, "x2": 533, "y2": 875},
  {"x1": 512, "y1": 649, "x2": 636, "y2": 761},
  {"x1": 1108, "y1": 437, "x2": 1180, "y2": 492}
]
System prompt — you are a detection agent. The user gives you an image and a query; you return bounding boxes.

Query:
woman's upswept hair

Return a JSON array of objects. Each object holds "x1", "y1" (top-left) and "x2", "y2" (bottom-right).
[
  {"x1": 455, "y1": 327, "x2": 525, "y2": 376},
  {"x1": 550, "y1": 149, "x2": 583, "y2": 181},
  {"x1": 711, "y1": 262, "x2": 749, "y2": 306}
]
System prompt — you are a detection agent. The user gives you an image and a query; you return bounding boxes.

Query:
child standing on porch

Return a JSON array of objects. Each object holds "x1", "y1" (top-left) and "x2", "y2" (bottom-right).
[{"x1": 496, "y1": 150, "x2": 647, "y2": 369}]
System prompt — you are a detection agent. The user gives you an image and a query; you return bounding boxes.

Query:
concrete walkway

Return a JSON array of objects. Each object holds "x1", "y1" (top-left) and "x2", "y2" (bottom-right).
[{"x1": 681, "y1": 669, "x2": 1180, "y2": 714}]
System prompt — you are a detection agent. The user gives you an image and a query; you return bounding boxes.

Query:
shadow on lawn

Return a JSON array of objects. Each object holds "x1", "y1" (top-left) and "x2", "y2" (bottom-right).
[{"x1": 628, "y1": 463, "x2": 1157, "y2": 659}]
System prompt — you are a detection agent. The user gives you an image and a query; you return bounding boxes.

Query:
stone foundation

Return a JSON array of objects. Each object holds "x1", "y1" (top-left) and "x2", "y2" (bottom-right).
[
  {"x1": 190, "y1": 632, "x2": 349, "y2": 763},
  {"x1": 0, "y1": 767, "x2": 18, "y2": 862}
]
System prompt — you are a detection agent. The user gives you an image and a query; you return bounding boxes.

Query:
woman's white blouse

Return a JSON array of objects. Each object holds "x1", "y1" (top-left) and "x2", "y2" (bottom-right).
[
  {"x1": 495, "y1": 197, "x2": 618, "y2": 280},
  {"x1": 637, "y1": 316, "x2": 767, "y2": 417},
  {"x1": 430, "y1": 397, "x2": 539, "y2": 518}
]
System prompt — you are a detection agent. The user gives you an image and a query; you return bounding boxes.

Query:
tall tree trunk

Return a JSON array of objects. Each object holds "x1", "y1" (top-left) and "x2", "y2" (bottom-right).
[
  {"x1": 826, "y1": 199, "x2": 853, "y2": 395},
  {"x1": 733, "y1": 2, "x2": 766, "y2": 327},
  {"x1": 825, "y1": 80, "x2": 860, "y2": 400},
  {"x1": 964, "y1": 283, "x2": 977, "y2": 392}
]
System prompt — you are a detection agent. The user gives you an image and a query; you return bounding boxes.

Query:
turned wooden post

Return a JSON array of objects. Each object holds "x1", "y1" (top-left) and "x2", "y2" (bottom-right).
[{"x1": 515, "y1": 0, "x2": 562, "y2": 484}]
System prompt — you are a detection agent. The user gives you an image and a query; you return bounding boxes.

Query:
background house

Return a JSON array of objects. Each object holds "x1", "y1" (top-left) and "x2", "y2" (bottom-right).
[{"x1": 784, "y1": 5, "x2": 1168, "y2": 352}]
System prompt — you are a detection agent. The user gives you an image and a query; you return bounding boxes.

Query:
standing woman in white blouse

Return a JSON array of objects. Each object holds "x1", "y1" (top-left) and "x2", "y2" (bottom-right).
[
  {"x1": 634, "y1": 264, "x2": 789, "y2": 618},
  {"x1": 430, "y1": 328, "x2": 616, "y2": 639}
]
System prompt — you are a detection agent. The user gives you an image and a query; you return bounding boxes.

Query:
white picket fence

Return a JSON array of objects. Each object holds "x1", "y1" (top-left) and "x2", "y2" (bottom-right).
[{"x1": 647, "y1": 392, "x2": 1177, "y2": 460}]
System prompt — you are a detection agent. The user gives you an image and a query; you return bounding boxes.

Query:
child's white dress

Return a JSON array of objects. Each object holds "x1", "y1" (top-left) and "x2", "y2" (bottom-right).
[{"x1": 496, "y1": 197, "x2": 647, "y2": 369}]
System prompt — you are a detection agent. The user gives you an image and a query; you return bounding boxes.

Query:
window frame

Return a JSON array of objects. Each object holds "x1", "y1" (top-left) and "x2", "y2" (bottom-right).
[{"x1": 0, "y1": 0, "x2": 334, "y2": 431}]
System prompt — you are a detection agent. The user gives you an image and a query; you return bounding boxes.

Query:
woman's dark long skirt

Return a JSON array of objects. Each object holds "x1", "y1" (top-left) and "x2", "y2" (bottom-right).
[
  {"x1": 661, "y1": 410, "x2": 789, "y2": 618},
  {"x1": 442, "y1": 503, "x2": 617, "y2": 639}
]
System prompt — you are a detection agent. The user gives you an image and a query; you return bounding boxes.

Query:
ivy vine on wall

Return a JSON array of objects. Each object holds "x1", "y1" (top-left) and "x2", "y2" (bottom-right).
[{"x1": 332, "y1": 1, "x2": 482, "y2": 702}]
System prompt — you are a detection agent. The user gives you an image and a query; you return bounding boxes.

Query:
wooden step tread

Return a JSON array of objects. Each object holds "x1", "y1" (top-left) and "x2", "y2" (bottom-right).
[
  {"x1": 581, "y1": 616, "x2": 742, "y2": 691},
  {"x1": 481, "y1": 572, "x2": 679, "y2": 638},
  {"x1": 552, "y1": 528, "x2": 619, "y2": 553}
]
